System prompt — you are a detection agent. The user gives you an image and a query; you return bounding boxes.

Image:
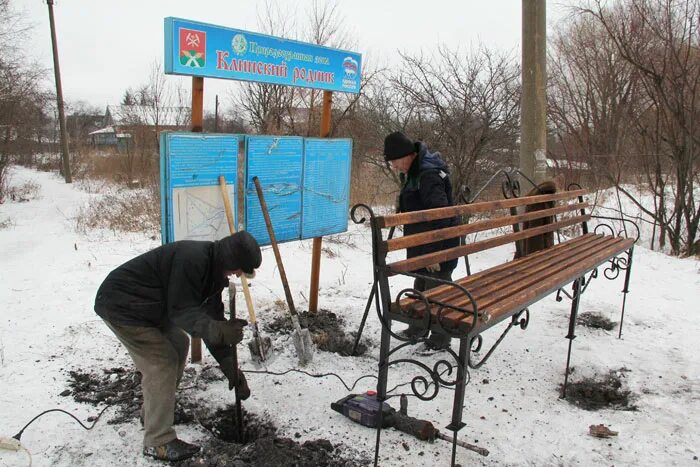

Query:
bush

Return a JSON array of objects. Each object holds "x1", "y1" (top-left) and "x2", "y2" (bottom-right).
[{"x1": 75, "y1": 182, "x2": 160, "y2": 236}]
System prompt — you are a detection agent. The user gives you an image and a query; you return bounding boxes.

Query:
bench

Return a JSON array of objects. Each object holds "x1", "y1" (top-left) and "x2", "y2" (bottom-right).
[{"x1": 350, "y1": 183, "x2": 637, "y2": 466}]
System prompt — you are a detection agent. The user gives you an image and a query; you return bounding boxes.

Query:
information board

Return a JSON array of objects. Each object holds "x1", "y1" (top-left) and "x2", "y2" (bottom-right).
[
  {"x1": 301, "y1": 139, "x2": 352, "y2": 239},
  {"x1": 160, "y1": 132, "x2": 238, "y2": 243},
  {"x1": 245, "y1": 136, "x2": 304, "y2": 245},
  {"x1": 164, "y1": 17, "x2": 361, "y2": 94}
]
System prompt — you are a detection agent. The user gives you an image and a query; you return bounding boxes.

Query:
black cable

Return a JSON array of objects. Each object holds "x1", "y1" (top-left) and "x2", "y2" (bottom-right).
[
  {"x1": 13, "y1": 405, "x2": 111, "y2": 441},
  {"x1": 242, "y1": 368, "x2": 377, "y2": 392}
]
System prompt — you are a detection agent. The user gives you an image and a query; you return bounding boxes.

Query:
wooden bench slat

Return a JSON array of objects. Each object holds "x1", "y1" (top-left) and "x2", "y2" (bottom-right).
[
  {"x1": 384, "y1": 202, "x2": 589, "y2": 253},
  {"x1": 473, "y1": 237, "x2": 634, "y2": 328},
  {"x1": 467, "y1": 236, "x2": 626, "y2": 312},
  {"x1": 396, "y1": 235, "x2": 633, "y2": 332},
  {"x1": 454, "y1": 235, "x2": 611, "y2": 307},
  {"x1": 400, "y1": 234, "x2": 602, "y2": 307},
  {"x1": 400, "y1": 235, "x2": 609, "y2": 323},
  {"x1": 388, "y1": 214, "x2": 591, "y2": 274},
  {"x1": 378, "y1": 189, "x2": 587, "y2": 228}
]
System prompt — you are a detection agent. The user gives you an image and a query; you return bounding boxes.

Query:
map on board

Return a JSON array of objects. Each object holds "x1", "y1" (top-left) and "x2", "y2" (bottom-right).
[{"x1": 160, "y1": 132, "x2": 238, "y2": 243}]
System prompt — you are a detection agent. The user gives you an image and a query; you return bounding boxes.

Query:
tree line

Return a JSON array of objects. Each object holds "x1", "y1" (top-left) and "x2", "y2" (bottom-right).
[{"x1": 1, "y1": 0, "x2": 697, "y2": 255}]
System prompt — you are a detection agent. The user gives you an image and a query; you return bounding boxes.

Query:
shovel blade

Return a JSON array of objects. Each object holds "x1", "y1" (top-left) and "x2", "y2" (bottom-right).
[
  {"x1": 292, "y1": 328, "x2": 315, "y2": 366},
  {"x1": 248, "y1": 335, "x2": 273, "y2": 362}
]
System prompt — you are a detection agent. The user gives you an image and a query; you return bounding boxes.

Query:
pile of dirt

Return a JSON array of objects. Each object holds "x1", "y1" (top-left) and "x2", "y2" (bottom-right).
[
  {"x1": 65, "y1": 367, "x2": 197, "y2": 424},
  {"x1": 577, "y1": 312, "x2": 616, "y2": 331},
  {"x1": 267, "y1": 309, "x2": 368, "y2": 356},
  {"x1": 562, "y1": 368, "x2": 637, "y2": 411},
  {"x1": 184, "y1": 405, "x2": 369, "y2": 467},
  {"x1": 65, "y1": 369, "x2": 369, "y2": 466}
]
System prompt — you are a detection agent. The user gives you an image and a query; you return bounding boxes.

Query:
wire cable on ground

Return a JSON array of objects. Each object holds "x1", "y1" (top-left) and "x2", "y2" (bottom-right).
[{"x1": 12, "y1": 405, "x2": 111, "y2": 442}]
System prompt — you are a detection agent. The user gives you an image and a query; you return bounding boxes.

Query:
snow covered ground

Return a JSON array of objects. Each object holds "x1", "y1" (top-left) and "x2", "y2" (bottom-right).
[{"x1": 1, "y1": 165, "x2": 698, "y2": 466}]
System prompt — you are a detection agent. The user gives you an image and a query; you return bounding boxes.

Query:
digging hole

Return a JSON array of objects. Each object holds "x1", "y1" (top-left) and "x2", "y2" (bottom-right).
[
  {"x1": 267, "y1": 308, "x2": 368, "y2": 356},
  {"x1": 577, "y1": 312, "x2": 617, "y2": 331},
  {"x1": 199, "y1": 406, "x2": 277, "y2": 443},
  {"x1": 562, "y1": 368, "x2": 638, "y2": 411}
]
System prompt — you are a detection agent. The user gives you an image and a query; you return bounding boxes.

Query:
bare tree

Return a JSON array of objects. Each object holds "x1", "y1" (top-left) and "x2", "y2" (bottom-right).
[
  {"x1": 573, "y1": 0, "x2": 700, "y2": 255},
  {"x1": 382, "y1": 46, "x2": 521, "y2": 195}
]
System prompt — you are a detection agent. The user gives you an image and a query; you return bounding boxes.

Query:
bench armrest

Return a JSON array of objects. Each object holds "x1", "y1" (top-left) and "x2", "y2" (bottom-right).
[
  {"x1": 383, "y1": 267, "x2": 484, "y2": 335},
  {"x1": 591, "y1": 215, "x2": 640, "y2": 243}
]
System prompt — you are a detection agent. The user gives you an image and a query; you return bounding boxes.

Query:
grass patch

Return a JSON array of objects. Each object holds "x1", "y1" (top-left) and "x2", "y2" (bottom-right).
[{"x1": 75, "y1": 184, "x2": 160, "y2": 235}]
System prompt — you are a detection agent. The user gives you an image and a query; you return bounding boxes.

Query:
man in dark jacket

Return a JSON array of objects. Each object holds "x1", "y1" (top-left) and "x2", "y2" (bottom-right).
[
  {"x1": 94, "y1": 231, "x2": 262, "y2": 462},
  {"x1": 384, "y1": 131, "x2": 460, "y2": 350}
]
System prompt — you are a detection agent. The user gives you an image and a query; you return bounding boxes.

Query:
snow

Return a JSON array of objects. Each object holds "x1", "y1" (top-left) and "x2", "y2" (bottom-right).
[{"x1": 1, "y1": 165, "x2": 699, "y2": 466}]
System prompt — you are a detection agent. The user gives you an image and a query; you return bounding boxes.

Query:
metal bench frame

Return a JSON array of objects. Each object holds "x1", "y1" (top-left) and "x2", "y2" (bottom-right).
[{"x1": 350, "y1": 169, "x2": 639, "y2": 466}]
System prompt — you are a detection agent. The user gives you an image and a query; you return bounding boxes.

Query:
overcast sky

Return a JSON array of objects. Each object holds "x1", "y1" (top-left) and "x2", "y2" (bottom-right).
[{"x1": 19, "y1": 0, "x2": 567, "y2": 114}]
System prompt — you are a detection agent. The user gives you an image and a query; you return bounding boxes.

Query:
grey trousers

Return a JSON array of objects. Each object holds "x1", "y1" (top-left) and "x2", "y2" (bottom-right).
[{"x1": 103, "y1": 320, "x2": 189, "y2": 447}]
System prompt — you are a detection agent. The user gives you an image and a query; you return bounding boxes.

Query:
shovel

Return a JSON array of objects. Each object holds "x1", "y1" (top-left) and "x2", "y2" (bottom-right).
[
  {"x1": 219, "y1": 175, "x2": 272, "y2": 362},
  {"x1": 253, "y1": 176, "x2": 314, "y2": 365}
]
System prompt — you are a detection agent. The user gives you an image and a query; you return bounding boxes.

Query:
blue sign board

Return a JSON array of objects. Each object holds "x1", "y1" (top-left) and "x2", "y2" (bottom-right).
[
  {"x1": 245, "y1": 136, "x2": 304, "y2": 245},
  {"x1": 160, "y1": 132, "x2": 239, "y2": 243},
  {"x1": 164, "y1": 17, "x2": 362, "y2": 94},
  {"x1": 301, "y1": 139, "x2": 352, "y2": 239}
]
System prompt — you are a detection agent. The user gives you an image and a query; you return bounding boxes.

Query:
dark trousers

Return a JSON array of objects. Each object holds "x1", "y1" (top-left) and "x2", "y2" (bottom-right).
[{"x1": 103, "y1": 320, "x2": 189, "y2": 447}]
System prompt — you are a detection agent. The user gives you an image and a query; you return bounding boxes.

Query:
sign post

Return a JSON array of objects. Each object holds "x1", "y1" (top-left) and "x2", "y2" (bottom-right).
[{"x1": 309, "y1": 90, "x2": 333, "y2": 313}]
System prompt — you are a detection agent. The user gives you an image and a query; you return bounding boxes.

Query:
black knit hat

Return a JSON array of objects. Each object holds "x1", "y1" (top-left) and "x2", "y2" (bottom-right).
[
  {"x1": 216, "y1": 231, "x2": 262, "y2": 278},
  {"x1": 384, "y1": 131, "x2": 415, "y2": 161}
]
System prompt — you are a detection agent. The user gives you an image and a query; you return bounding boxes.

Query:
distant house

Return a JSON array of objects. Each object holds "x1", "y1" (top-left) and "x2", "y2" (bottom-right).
[
  {"x1": 66, "y1": 114, "x2": 103, "y2": 142},
  {"x1": 89, "y1": 105, "x2": 190, "y2": 149}
]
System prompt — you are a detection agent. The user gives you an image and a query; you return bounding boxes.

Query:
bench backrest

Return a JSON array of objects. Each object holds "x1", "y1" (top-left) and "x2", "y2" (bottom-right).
[{"x1": 375, "y1": 189, "x2": 590, "y2": 274}]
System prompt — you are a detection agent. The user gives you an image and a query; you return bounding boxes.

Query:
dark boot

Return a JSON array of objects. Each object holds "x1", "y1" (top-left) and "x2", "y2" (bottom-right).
[
  {"x1": 425, "y1": 331, "x2": 451, "y2": 350},
  {"x1": 143, "y1": 438, "x2": 200, "y2": 462},
  {"x1": 400, "y1": 324, "x2": 428, "y2": 340},
  {"x1": 236, "y1": 370, "x2": 251, "y2": 400}
]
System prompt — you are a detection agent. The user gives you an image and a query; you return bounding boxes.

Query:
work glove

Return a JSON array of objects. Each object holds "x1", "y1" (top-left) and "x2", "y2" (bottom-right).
[
  {"x1": 207, "y1": 318, "x2": 248, "y2": 346},
  {"x1": 220, "y1": 357, "x2": 251, "y2": 400},
  {"x1": 426, "y1": 263, "x2": 441, "y2": 273}
]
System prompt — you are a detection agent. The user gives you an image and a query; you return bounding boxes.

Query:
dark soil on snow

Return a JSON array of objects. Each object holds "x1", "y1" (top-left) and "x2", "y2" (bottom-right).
[
  {"x1": 65, "y1": 368, "x2": 370, "y2": 466},
  {"x1": 577, "y1": 312, "x2": 617, "y2": 331},
  {"x1": 184, "y1": 405, "x2": 369, "y2": 466},
  {"x1": 65, "y1": 367, "x2": 198, "y2": 425},
  {"x1": 266, "y1": 308, "x2": 368, "y2": 356},
  {"x1": 562, "y1": 368, "x2": 638, "y2": 411}
]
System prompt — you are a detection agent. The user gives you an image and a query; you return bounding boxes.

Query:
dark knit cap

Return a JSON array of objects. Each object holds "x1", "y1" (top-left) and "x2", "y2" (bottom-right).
[
  {"x1": 384, "y1": 131, "x2": 415, "y2": 161},
  {"x1": 217, "y1": 231, "x2": 262, "y2": 276}
]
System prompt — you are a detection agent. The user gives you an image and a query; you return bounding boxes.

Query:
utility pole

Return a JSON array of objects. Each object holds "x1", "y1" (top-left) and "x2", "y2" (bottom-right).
[
  {"x1": 46, "y1": 0, "x2": 72, "y2": 183},
  {"x1": 521, "y1": 0, "x2": 547, "y2": 184}
]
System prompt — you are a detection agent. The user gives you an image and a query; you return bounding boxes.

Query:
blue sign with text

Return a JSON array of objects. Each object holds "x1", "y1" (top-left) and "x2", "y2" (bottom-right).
[
  {"x1": 245, "y1": 136, "x2": 304, "y2": 245},
  {"x1": 164, "y1": 17, "x2": 361, "y2": 94}
]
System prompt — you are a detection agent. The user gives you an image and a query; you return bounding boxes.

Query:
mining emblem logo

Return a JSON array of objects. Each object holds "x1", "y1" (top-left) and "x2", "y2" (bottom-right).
[{"x1": 179, "y1": 28, "x2": 206, "y2": 68}]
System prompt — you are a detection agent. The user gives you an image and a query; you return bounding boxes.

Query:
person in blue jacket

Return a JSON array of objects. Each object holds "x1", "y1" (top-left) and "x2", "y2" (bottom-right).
[{"x1": 384, "y1": 131, "x2": 460, "y2": 350}]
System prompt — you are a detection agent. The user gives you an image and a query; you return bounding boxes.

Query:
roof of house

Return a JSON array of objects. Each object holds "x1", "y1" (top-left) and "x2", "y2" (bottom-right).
[{"x1": 104, "y1": 105, "x2": 190, "y2": 127}]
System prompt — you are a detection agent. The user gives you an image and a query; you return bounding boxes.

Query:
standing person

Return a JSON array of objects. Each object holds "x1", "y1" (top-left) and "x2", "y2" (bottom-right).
[
  {"x1": 94, "y1": 231, "x2": 262, "y2": 462},
  {"x1": 384, "y1": 131, "x2": 460, "y2": 350}
]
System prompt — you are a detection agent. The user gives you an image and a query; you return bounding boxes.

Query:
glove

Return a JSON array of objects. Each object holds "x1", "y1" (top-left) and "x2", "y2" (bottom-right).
[
  {"x1": 220, "y1": 357, "x2": 251, "y2": 400},
  {"x1": 207, "y1": 318, "x2": 248, "y2": 346},
  {"x1": 426, "y1": 263, "x2": 441, "y2": 273}
]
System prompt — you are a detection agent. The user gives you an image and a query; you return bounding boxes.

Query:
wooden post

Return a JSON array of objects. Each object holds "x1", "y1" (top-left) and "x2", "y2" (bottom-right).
[
  {"x1": 191, "y1": 76, "x2": 204, "y2": 362},
  {"x1": 309, "y1": 90, "x2": 333, "y2": 313},
  {"x1": 191, "y1": 77, "x2": 204, "y2": 133}
]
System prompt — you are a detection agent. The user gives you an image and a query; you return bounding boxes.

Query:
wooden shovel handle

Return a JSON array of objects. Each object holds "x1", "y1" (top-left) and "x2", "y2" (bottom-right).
[{"x1": 219, "y1": 175, "x2": 258, "y2": 325}]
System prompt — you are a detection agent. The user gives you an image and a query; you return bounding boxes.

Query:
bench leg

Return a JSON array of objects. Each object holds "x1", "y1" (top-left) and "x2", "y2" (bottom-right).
[
  {"x1": 374, "y1": 317, "x2": 392, "y2": 466},
  {"x1": 618, "y1": 247, "x2": 634, "y2": 339},
  {"x1": 562, "y1": 276, "x2": 583, "y2": 399},
  {"x1": 352, "y1": 281, "x2": 377, "y2": 355},
  {"x1": 446, "y1": 337, "x2": 470, "y2": 467}
]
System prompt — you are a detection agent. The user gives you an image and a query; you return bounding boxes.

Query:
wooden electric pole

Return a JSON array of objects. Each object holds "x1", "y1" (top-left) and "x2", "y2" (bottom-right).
[
  {"x1": 521, "y1": 0, "x2": 547, "y2": 183},
  {"x1": 46, "y1": 0, "x2": 72, "y2": 183},
  {"x1": 214, "y1": 94, "x2": 219, "y2": 133}
]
